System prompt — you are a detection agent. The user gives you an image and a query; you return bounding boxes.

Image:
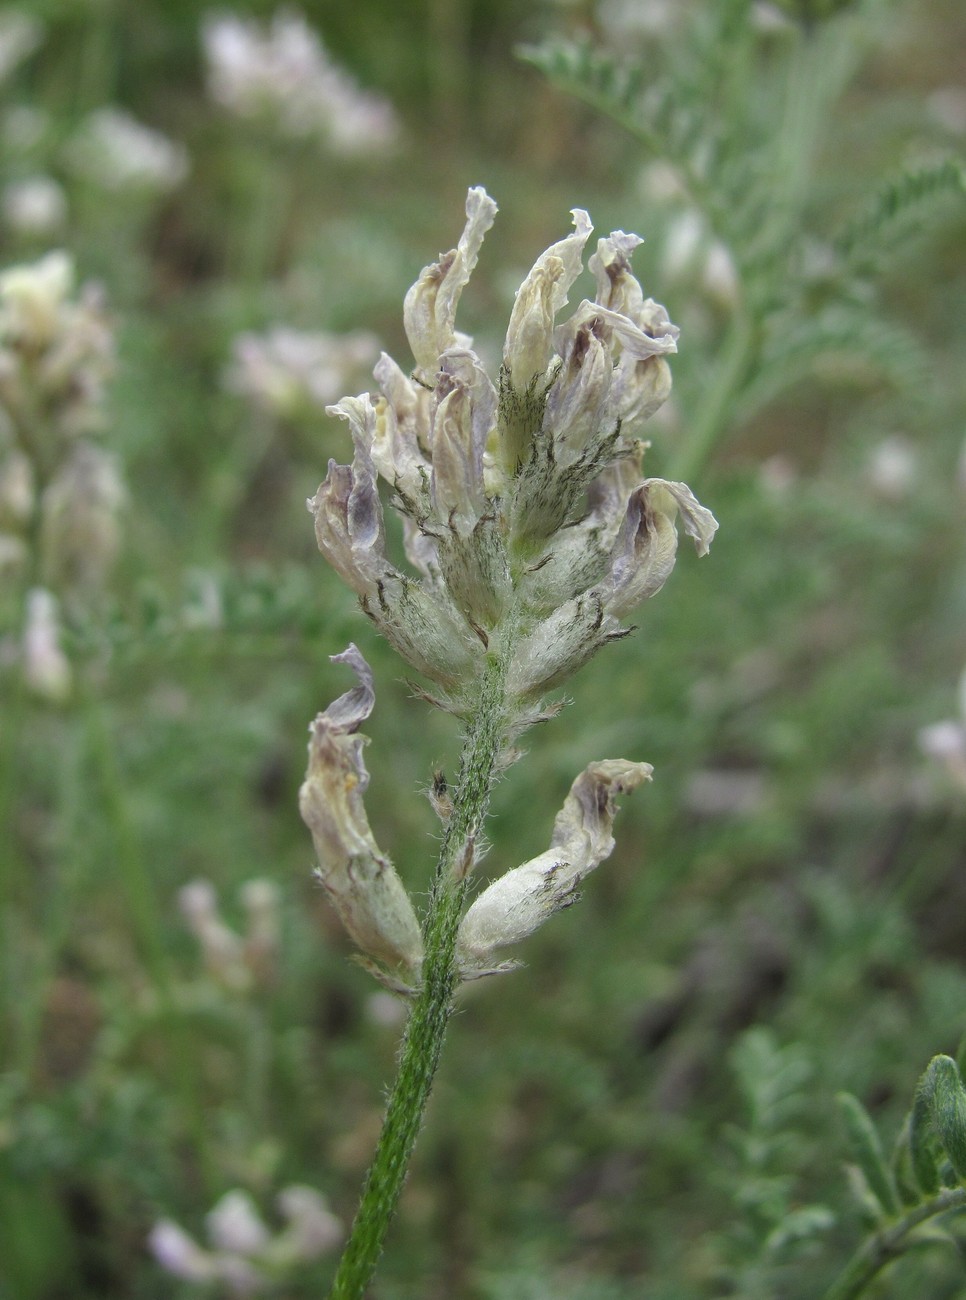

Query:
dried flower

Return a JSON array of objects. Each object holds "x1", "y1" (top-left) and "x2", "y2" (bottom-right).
[
  {"x1": 457, "y1": 761, "x2": 652, "y2": 975},
  {"x1": 303, "y1": 188, "x2": 716, "y2": 986},
  {"x1": 309, "y1": 187, "x2": 715, "y2": 709},
  {"x1": 299, "y1": 645, "x2": 424, "y2": 987}
]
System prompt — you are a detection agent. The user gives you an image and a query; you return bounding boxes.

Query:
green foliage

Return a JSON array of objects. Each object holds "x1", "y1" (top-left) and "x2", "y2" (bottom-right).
[
  {"x1": 521, "y1": 0, "x2": 966, "y2": 482},
  {"x1": 0, "y1": 0, "x2": 964, "y2": 1295},
  {"x1": 715, "y1": 1029, "x2": 834, "y2": 1295},
  {"x1": 828, "y1": 1057, "x2": 966, "y2": 1298}
]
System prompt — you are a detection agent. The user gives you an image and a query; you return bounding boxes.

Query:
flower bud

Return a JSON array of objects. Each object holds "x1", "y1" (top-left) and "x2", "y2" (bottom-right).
[
  {"x1": 457, "y1": 760, "x2": 652, "y2": 974},
  {"x1": 299, "y1": 645, "x2": 424, "y2": 983}
]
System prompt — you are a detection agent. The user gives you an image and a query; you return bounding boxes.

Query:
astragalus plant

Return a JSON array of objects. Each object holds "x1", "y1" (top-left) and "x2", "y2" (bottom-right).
[{"x1": 300, "y1": 187, "x2": 717, "y2": 1297}]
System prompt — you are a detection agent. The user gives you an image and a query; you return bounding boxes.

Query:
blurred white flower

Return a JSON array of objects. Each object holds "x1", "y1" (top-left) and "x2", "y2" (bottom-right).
[
  {"x1": 636, "y1": 160, "x2": 688, "y2": 205},
  {"x1": 598, "y1": 0, "x2": 676, "y2": 39},
  {"x1": 225, "y1": 325, "x2": 380, "y2": 419},
  {"x1": 178, "y1": 878, "x2": 251, "y2": 992},
  {"x1": 150, "y1": 1186, "x2": 342, "y2": 1294},
  {"x1": 866, "y1": 433, "x2": 918, "y2": 501},
  {"x1": 0, "y1": 250, "x2": 116, "y2": 436},
  {"x1": 271, "y1": 1185, "x2": 342, "y2": 1260},
  {"x1": 927, "y1": 87, "x2": 966, "y2": 136},
  {"x1": 207, "y1": 1191, "x2": 272, "y2": 1256},
  {"x1": 702, "y1": 239, "x2": 740, "y2": 308},
  {"x1": 178, "y1": 877, "x2": 282, "y2": 991},
  {"x1": 22, "y1": 587, "x2": 71, "y2": 702},
  {"x1": 663, "y1": 209, "x2": 705, "y2": 279},
  {"x1": 919, "y1": 668, "x2": 966, "y2": 795},
  {"x1": 202, "y1": 9, "x2": 399, "y2": 153},
  {"x1": 2, "y1": 175, "x2": 67, "y2": 235},
  {"x1": 148, "y1": 1220, "x2": 218, "y2": 1284},
  {"x1": 0, "y1": 10, "x2": 43, "y2": 84},
  {"x1": 0, "y1": 249, "x2": 74, "y2": 348},
  {"x1": 41, "y1": 443, "x2": 125, "y2": 590},
  {"x1": 751, "y1": 2, "x2": 796, "y2": 31},
  {"x1": 65, "y1": 107, "x2": 189, "y2": 192},
  {"x1": 365, "y1": 990, "x2": 407, "y2": 1028}
]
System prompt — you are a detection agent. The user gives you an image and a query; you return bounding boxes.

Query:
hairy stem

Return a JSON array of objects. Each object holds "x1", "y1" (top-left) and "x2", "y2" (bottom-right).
[
  {"x1": 327, "y1": 650, "x2": 510, "y2": 1299},
  {"x1": 822, "y1": 1187, "x2": 966, "y2": 1300}
]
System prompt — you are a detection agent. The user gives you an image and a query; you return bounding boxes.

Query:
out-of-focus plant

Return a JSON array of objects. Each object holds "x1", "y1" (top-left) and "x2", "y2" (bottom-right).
[
  {"x1": 150, "y1": 1185, "x2": 343, "y2": 1295},
  {"x1": 0, "y1": 249, "x2": 118, "y2": 700},
  {"x1": 520, "y1": 0, "x2": 966, "y2": 480},
  {"x1": 716, "y1": 1028, "x2": 834, "y2": 1295},
  {"x1": 919, "y1": 666, "x2": 966, "y2": 796},
  {"x1": 826, "y1": 1054, "x2": 966, "y2": 1298},
  {"x1": 200, "y1": 7, "x2": 401, "y2": 284}
]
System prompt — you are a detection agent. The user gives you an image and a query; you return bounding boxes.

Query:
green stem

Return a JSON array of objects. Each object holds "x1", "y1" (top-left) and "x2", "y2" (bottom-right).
[
  {"x1": 327, "y1": 650, "x2": 510, "y2": 1299},
  {"x1": 668, "y1": 302, "x2": 755, "y2": 484},
  {"x1": 822, "y1": 1187, "x2": 966, "y2": 1300}
]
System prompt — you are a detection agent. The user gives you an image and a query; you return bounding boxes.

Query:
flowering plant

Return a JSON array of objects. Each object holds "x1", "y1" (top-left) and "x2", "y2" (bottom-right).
[{"x1": 299, "y1": 187, "x2": 716, "y2": 1296}]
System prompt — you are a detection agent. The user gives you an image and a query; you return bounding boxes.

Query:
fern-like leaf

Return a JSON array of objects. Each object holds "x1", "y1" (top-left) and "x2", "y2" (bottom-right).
[{"x1": 836, "y1": 159, "x2": 966, "y2": 259}]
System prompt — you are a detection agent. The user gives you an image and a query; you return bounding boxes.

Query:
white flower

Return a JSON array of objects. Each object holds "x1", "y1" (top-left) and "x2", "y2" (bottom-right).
[
  {"x1": 225, "y1": 325, "x2": 379, "y2": 418},
  {"x1": 202, "y1": 9, "x2": 399, "y2": 153},
  {"x1": 2, "y1": 175, "x2": 67, "y2": 235},
  {"x1": 22, "y1": 586, "x2": 70, "y2": 702},
  {"x1": 66, "y1": 107, "x2": 189, "y2": 192},
  {"x1": 178, "y1": 878, "x2": 251, "y2": 992},
  {"x1": 0, "y1": 249, "x2": 74, "y2": 348},
  {"x1": 866, "y1": 434, "x2": 918, "y2": 501},
  {"x1": 149, "y1": 1186, "x2": 341, "y2": 1293},
  {"x1": 919, "y1": 667, "x2": 966, "y2": 795},
  {"x1": 207, "y1": 1192, "x2": 271, "y2": 1256}
]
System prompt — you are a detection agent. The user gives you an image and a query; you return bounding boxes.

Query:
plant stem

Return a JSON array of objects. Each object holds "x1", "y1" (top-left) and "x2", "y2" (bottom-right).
[
  {"x1": 822, "y1": 1187, "x2": 966, "y2": 1300},
  {"x1": 327, "y1": 650, "x2": 510, "y2": 1299},
  {"x1": 668, "y1": 301, "x2": 755, "y2": 485}
]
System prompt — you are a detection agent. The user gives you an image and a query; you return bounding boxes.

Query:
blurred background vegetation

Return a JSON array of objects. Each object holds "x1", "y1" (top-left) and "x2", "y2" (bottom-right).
[{"x1": 0, "y1": 0, "x2": 964, "y2": 1296}]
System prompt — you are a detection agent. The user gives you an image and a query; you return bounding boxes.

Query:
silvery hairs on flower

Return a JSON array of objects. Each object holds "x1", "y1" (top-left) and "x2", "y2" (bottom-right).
[{"x1": 301, "y1": 187, "x2": 717, "y2": 987}]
